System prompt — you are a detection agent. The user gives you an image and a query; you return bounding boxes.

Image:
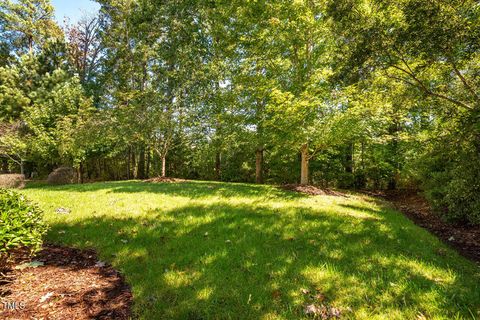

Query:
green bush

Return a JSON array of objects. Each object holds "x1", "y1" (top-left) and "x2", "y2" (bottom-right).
[
  {"x1": 0, "y1": 189, "x2": 48, "y2": 255},
  {"x1": 47, "y1": 166, "x2": 77, "y2": 185},
  {"x1": 417, "y1": 144, "x2": 480, "y2": 225}
]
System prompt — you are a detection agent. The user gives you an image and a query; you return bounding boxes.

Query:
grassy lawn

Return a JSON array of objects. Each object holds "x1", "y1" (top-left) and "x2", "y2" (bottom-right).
[{"x1": 21, "y1": 180, "x2": 479, "y2": 319}]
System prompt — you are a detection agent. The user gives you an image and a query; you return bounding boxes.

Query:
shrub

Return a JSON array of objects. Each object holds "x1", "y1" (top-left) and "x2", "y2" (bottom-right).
[
  {"x1": 47, "y1": 166, "x2": 77, "y2": 185},
  {"x1": 417, "y1": 143, "x2": 480, "y2": 225},
  {"x1": 0, "y1": 174, "x2": 25, "y2": 189},
  {"x1": 0, "y1": 189, "x2": 48, "y2": 256}
]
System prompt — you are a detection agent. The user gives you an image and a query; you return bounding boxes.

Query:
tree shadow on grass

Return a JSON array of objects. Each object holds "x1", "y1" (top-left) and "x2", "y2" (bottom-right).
[
  {"x1": 26, "y1": 180, "x2": 306, "y2": 200},
  {"x1": 47, "y1": 201, "x2": 480, "y2": 319}
]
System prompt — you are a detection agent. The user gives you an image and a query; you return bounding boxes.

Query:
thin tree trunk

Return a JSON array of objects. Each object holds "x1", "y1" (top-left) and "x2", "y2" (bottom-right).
[
  {"x1": 77, "y1": 162, "x2": 84, "y2": 184},
  {"x1": 161, "y1": 154, "x2": 166, "y2": 177},
  {"x1": 127, "y1": 149, "x2": 131, "y2": 180},
  {"x1": 131, "y1": 147, "x2": 136, "y2": 178},
  {"x1": 20, "y1": 160, "x2": 25, "y2": 176},
  {"x1": 255, "y1": 147, "x2": 263, "y2": 184},
  {"x1": 146, "y1": 146, "x2": 151, "y2": 178},
  {"x1": 137, "y1": 145, "x2": 145, "y2": 179},
  {"x1": 345, "y1": 142, "x2": 354, "y2": 174},
  {"x1": 300, "y1": 144, "x2": 309, "y2": 185},
  {"x1": 361, "y1": 141, "x2": 365, "y2": 170},
  {"x1": 215, "y1": 152, "x2": 221, "y2": 180}
]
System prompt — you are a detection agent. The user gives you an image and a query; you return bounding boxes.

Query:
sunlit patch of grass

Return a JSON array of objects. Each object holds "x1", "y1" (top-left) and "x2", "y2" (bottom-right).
[{"x1": 22, "y1": 180, "x2": 480, "y2": 319}]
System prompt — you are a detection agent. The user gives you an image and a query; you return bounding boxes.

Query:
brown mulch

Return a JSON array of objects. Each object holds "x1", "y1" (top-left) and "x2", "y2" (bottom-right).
[
  {"x1": 371, "y1": 190, "x2": 480, "y2": 265},
  {"x1": 0, "y1": 244, "x2": 132, "y2": 320},
  {"x1": 281, "y1": 184, "x2": 348, "y2": 197},
  {"x1": 145, "y1": 176, "x2": 187, "y2": 183}
]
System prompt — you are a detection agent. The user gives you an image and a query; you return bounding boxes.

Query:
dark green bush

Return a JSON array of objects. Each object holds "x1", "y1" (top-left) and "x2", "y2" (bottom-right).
[
  {"x1": 417, "y1": 143, "x2": 480, "y2": 225},
  {"x1": 0, "y1": 188, "x2": 48, "y2": 255},
  {"x1": 47, "y1": 166, "x2": 77, "y2": 185}
]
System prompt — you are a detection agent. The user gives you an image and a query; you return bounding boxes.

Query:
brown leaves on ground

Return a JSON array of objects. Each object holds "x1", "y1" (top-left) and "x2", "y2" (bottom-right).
[
  {"x1": 304, "y1": 304, "x2": 342, "y2": 319},
  {"x1": 0, "y1": 244, "x2": 132, "y2": 320},
  {"x1": 281, "y1": 184, "x2": 348, "y2": 197},
  {"x1": 145, "y1": 176, "x2": 187, "y2": 183},
  {"x1": 300, "y1": 288, "x2": 343, "y2": 319}
]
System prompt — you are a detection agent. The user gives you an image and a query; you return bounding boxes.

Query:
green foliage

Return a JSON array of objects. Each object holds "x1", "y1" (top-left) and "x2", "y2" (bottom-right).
[
  {"x1": 0, "y1": 188, "x2": 47, "y2": 255},
  {"x1": 1, "y1": 0, "x2": 479, "y2": 224},
  {"x1": 0, "y1": 0, "x2": 61, "y2": 54},
  {"x1": 415, "y1": 141, "x2": 480, "y2": 225}
]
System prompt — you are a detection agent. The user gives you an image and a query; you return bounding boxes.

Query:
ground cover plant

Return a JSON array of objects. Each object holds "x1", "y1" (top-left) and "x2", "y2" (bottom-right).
[
  {"x1": 0, "y1": 188, "x2": 47, "y2": 256},
  {"x1": 21, "y1": 180, "x2": 480, "y2": 319}
]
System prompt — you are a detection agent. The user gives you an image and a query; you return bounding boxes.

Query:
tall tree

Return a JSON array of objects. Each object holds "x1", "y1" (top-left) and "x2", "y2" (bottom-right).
[{"x1": 0, "y1": 0, "x2": 61, "y2": 54}]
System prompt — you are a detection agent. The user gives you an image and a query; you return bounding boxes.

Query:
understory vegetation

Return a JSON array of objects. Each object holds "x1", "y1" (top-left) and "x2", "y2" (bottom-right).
[
  {"x1": 1, "y1": 0, "x2": 479, "y2": 224},
  {"x1": 21, "y1": 180, "x2": 480, "y2": 319},
  {"x1": 0, "y1": 188, "x2": 47, "y2": 256}
]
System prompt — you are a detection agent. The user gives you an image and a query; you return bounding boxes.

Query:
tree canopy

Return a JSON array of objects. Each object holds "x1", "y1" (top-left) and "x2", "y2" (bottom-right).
[{"x1": 1, "y1": 0, "x2": 479, "y2": 224}]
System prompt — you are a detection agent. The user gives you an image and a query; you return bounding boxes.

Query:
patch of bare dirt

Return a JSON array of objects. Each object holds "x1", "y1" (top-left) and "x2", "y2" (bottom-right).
[
  {"x1": 281, "y1": 184, "x2": 348, "y2": 197},
  {"x1": 371, "y1": 190, "x2": 480, "y2": 264},
  {"x1": 0, "y1": 244, "x2": 132, "y2": 320},
  {"x1": 145, "y1": 176, "x2": 187, "y2": 183}
]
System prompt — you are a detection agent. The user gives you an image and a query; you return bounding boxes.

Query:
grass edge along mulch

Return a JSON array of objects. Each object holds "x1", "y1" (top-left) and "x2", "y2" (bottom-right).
[{"x1": 284, "y1": 184, "x2": 480, "y2": 265}]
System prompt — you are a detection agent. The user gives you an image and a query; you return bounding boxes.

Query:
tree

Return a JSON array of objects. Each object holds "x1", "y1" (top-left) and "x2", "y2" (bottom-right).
[{"x1": 0, "y1": 0, "x2": 61, "y2": 54}]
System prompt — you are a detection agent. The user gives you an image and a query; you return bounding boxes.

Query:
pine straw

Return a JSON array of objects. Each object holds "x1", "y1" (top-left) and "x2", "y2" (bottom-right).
[
  {"x1": 381, "y1": 191, "x2": 480, "y2": 264},
  {"x1": 0, "y1": 244, "x2": 132, "y2": 320},
  {"x1": 145, "y1": 176, "x2": 187, "y2": 183},
  {"x1": 280, "y1": 184, "x2": 348, "y2": 197}
]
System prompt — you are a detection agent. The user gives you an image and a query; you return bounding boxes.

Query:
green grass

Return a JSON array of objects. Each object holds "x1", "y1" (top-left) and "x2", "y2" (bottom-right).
[{"x1": 21, "y1": 180, "x2": 480, "y2": 319}]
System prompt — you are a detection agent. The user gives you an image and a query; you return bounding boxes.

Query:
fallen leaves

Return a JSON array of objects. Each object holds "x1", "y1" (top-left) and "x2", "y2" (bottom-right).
[
  {"x1": 301, "y1": 288, "x2": 343, "y2": 319},
  {"x1": 2, "y1": 244, "x2": 132, "y2": 320},
  {"x1": 14, "y1": 261, "x2": 44, "y2": 270},
  {"x1": 39, "y1": 292, "x2": 54, "y2": 303},
  {"x1": 95, "y1": 261, "x2": 106, "y2": 268},
  {"x1": 304, "y1": 304, "x2": 341, "y2": 319},
  {"x1": 300, "y1": 288, "x2": 311, "y2": 295},
  {"x1": 271, "y1": 289, "x2": 281, "y2": 300},
  {"x1": 55, "y1": 207, "x2": 71, "y2": 214}
]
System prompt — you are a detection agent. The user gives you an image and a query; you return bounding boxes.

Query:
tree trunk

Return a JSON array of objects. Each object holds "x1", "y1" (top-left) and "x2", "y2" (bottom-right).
[
  {"x1": 300, "y1": 144, "x2": 309, "y2": 185},
  {"x1": 131, "y1": 148, "x2": 136, "y2": 178},
  {"x1": 146, "y1": 146, "x2": 151, "y2": 178},
  {"x1": 20, "y1": 159, "x2": 25, "y2": 176},
  {"x1": 137, "y1": 145, "x2": 145, "y2": 179},
  {"x1": 361, "y1": 141, "x2": 365, "y2": 170},
  {"x1": 127, "y1": 149, "x2": 131, "y2": 180},
  {"x1": 215, "y1": 152, "x2": 221, "y2": 180},
  {"x1": 345, "y1": 142, "x2": 354, "y2": 174},
  {"x1": 77, "y1": 162, "x2": 84, "y2": 184},
  {"x1": 1, "y1": 158, "x2": 8, "y2": 173},
  {"x1": 255, "y1": 147, "x2": 263, "y2": 184},
  {"x1": 161, "y1": 154, "x2": 166, "y2": 177}
]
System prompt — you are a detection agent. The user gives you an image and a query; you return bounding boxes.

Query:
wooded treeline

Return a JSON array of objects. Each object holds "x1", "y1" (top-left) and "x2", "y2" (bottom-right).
[{"x1": 1, "y1": 0, "x2": 479, "y2": 224}]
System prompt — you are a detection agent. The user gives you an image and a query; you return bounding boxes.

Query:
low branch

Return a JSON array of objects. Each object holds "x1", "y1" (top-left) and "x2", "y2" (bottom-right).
[
  {"x1": 450, "y1": 59, "x2": 479, "y2": 102},
  {"x1": 390, "y1": 64, "x2": 473, "y2": 110}
]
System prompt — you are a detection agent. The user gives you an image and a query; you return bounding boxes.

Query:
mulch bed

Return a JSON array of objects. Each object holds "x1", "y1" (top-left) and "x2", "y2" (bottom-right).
[
  {"x1": 0, "y1": 244, "x2": 132, "y2": 319},
  {"x1": 374, "y1": 190, "x2": 480, "y2": 265},
  {"x1": 281, "y1": 184, "x2": 348, "y2": 197},
  {"x1": 145, "y1": 176, "x2": 187, "y2": 183}
]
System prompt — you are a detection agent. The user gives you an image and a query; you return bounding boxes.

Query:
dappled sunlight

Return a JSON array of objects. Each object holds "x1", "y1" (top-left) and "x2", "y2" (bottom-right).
[{"x1": 21, "y1": 181, "x2": 480, "y2": 319}]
